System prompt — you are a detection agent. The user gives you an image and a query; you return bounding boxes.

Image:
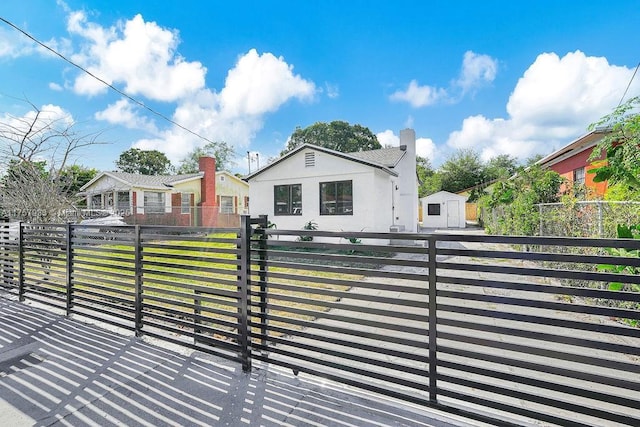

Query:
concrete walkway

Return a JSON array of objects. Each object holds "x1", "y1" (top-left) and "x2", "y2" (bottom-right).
[{"x1": 0, "y1": 293, "x2": 485, "y2": 427}]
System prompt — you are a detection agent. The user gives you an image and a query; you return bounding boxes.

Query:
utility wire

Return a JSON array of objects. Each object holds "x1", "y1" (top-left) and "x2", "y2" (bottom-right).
[
  {"x1": 0, "y1": 16, "x2": 217, "y2": 145},
  {"x1": 618, "y1": 61, "x2": 640, "y2": 107}
]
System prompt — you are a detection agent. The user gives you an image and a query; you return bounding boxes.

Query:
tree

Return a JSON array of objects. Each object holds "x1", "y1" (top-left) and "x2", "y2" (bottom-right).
[
  {"x1": 588, "y1": 96, "x2": 640, "y2": 193},
  {"x1": 485, "y1": 154, "x2": 518, "y2": 181},
  {"x1": 439, "y1": 149, "x2": 486, "y2": 194},
  {"x1": 479, "y1": 165, "x2": 563, "y2": 235},
  {"x1": 0, "y1": 100, "x2": 104, "y2": 222},
  {"x1": 525, "y1": 153, "x2": 544, "y2": 167},
  {"x1": 59, "y1": 165, "x2": 98, "y2": 198},
  {"x1": 176, "y1": 141, "x2": 235, "y2": 174},
  {"x1": 417, "y1": 156, "x2": 441, "y2": 197},
  {"x1": 116, "y1": 148, "x2": 173, "y2": 175},
  {"x1": 281, "y1": 121, "x2": 381, "y2": 155}
]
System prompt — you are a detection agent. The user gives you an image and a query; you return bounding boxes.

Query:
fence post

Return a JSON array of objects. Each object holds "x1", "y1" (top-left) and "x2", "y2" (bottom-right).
[
  {"x1": 65, "y1": 223, "x2": 73, "y2": 316},
  {"x1": 0, "y1": 217, "x2": 7, "y2": 287},
  {"x1": 427, "y1": 234, "x2": 438, "y2": 404},
  {"x1": 134, "y1": 225, "x2": 143, "y2": 337},
  {"x1": 238, "y1": 215, "x2": 252, "y2": 372},
  {"x1": 257, "y1": 214, "x2": 269, "y2": 353},
  {"x1": 538, "y1": 204, "x2": 543, "y2": 236},
  {"x1": 18, "y1": 222, "x2": 25, "y2": 302},
  {"x1": 597, "y1": 201, "x2": 604, "y2": 238}
]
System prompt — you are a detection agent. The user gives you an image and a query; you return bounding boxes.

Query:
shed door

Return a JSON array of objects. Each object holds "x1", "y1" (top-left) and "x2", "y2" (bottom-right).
[{"x1": 447, "y1": 200, "x2": 459, "y2": 228}]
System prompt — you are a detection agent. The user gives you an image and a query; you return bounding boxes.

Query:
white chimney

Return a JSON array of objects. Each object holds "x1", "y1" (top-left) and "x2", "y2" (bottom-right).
[{"x1": 397, "y1": 129, "x2": 418, "y2": 232}]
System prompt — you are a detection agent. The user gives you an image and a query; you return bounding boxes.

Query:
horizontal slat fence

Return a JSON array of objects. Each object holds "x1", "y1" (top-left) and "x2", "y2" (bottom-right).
[
  {"x1": 138, "y1": 225, "x2": 243, "y2": 363},
  {"x1": 70, "y1": 225, "x2": 137, "y2": 329},
  {"x1": 0, "y1": 217, "x2": 639, "y2": 426},
  {"x1": 0, "y1": 220, "x2": 18, "y2": 293},
  {"x1": 250, "y1": 228, "x2": 433, "y2": 406},
  {"x1": 21, "y1": 223, "x2": 68, "y2": 310},
  {"x1": 433, "y1": 234, "x2": 640, "y2": 427}
]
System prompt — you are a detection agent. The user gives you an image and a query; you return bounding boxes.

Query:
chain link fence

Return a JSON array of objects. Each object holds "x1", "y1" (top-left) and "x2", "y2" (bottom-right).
[{"x1": 538, "y1": 201, "x2": 640, "y2": 238}]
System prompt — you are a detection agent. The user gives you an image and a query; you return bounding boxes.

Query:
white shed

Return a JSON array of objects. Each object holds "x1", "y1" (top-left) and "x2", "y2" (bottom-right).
[{"x1": 420, "y1": 191, "x2": 468, "y2": 229}]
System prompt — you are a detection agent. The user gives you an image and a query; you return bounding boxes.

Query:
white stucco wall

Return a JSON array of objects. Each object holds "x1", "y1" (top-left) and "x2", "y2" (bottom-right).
[
  {"x1": 420, "y1": 191, "x2": 467, "y2": 229},
  {"x1": 248, "y1": 147, "x2": 396, "y2": 233}
]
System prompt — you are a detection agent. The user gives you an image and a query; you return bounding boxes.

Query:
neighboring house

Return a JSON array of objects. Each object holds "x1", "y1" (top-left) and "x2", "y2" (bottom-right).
[
  {"x1": 536, "y1": 129, "x2": 609, "y2": 197},
  {"x1": 215, "y1": 171, "x2": 250, "y2": 227},
  {"x1": 244, "y1": 128, "x2": 418, "y2": 234},
  {"x1": 79, "y1": 157, "x2": 219, "y2": 226},
  {"x1": 420, "y1": 191, "x2": 468, "y2": 229}
]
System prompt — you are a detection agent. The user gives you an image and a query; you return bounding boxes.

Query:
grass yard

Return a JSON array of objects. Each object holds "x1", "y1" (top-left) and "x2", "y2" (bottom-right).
[{"x1": 53, "y1": 232, "x2": 365, "y2": 340}]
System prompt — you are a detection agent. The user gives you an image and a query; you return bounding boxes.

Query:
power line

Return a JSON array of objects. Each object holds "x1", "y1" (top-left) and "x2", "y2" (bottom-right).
[
  {"x1": 0, "y1": 16, "x2": 218, "y2": 145},
  {"x1": 618, "y1": 61, "x2": 640, "y2": 107}
]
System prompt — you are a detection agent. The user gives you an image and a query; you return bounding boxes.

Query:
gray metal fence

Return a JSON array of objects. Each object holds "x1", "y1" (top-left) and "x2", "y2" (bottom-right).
[{"x1": 1, "y1": 217, "x2": 639, "y2": 426}]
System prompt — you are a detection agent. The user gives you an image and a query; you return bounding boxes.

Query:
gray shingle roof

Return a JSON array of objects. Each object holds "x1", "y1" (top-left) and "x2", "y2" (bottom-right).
[
  {"x1": 105, "y1": 171, "x2": 203, "y2": 189},
  {"x1": 348, "y1": 147, "x2": 406, "y2": 168}
]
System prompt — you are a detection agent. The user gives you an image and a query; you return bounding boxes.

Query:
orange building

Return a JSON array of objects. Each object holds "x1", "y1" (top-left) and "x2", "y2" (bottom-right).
[{"x1": 536, "y1": 129, "x2": 609, "y2": 198}]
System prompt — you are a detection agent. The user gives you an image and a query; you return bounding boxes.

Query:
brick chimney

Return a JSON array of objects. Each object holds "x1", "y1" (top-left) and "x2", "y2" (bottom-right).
[{"x1": 198, "y1": 156, "x2": 217, "y2": 226}]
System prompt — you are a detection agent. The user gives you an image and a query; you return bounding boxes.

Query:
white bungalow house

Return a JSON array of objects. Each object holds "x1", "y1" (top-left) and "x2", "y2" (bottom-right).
[{"x1": 244, "y1": 129, "x2": 418, "y2": 234}]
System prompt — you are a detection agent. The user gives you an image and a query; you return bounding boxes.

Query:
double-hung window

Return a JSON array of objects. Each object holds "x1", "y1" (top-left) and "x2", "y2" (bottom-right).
[
  {"x1": 144, "y1": 192, "x2": 165, "y2": 214},
  {"x1": 320, "y1": 180, "x2": 353, "y2": 215},
  {"x1": 181, "y1": 193, "x2": 191, "y2": 214},
  {"x1": 274, "y1": 184, "x2": 302, "y2": 215}
]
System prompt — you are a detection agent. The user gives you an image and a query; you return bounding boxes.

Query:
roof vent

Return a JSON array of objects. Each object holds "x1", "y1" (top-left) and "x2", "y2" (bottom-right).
[{"x1": 305, "y1": 151, "x2": 315, "y2": 167}]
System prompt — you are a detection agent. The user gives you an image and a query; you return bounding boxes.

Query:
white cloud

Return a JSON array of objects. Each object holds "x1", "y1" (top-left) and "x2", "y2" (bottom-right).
[
  {"x1": 376, "y1": 129, "x2": 398, "y2": 147},
  {"x1": 390, "y1": 80, "x2": 447, "y2": 107},
  {"x1": 1, "y1": 104, "x2": 75, "y2": 168},
  {"x1": 131, "y1": 48, "x2": 316, "y2": 163},
  {"x1": 95, "y1": 99, "x2": 158, "y2": 133},
  {"x1": 455, "y1": 51, "x2": 498, "y2": 93},
  {"x1": 49, "y1": 82, "x2": 63, "y2": 91},
  {"x1": 68, "y1": 12, "x2": 206, "y2": 101},
  {"x1": 377, "y1": 129, "x2": 437, "y2": 161},
  {"x1": 54, "y1": 8, "x2": 316, "y2": 165},
  {"x1": 218, "y1": 49, "x2": 315, "y2": 117},
  {"x1": 324, "y1": 82, "x2": 340, "y2": 99},
  {"x1": 391, "y1": 51, "x2": 498, "y2": 107},
  {"x1": 417, "y1": 137, "x2": 437, "y2": 161},
  {"x1": 446, "y1": 50, "x2": 640, "y2": 162},
  {"x1": 0, "y1": 29, "x2": 30, "y2": 58}
]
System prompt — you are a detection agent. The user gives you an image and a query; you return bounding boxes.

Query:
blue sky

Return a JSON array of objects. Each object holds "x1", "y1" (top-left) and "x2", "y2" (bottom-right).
[{"x1": 1, "y1": 1, "x2": 639, "y2": 174}]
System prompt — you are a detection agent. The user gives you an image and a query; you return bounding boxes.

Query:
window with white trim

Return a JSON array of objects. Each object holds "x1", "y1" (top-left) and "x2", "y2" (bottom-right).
[
  {"x1": 144, "y1": 192, "x2": 165, "y2": 214},
  {"x1": 181, "y1": 193, "x2": 191, "y2": 214}
]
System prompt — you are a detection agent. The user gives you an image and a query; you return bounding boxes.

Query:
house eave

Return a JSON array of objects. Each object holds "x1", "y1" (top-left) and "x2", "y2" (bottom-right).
[{"x1": 536, "y1": 129, "x2": 609, "y2": 169}]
